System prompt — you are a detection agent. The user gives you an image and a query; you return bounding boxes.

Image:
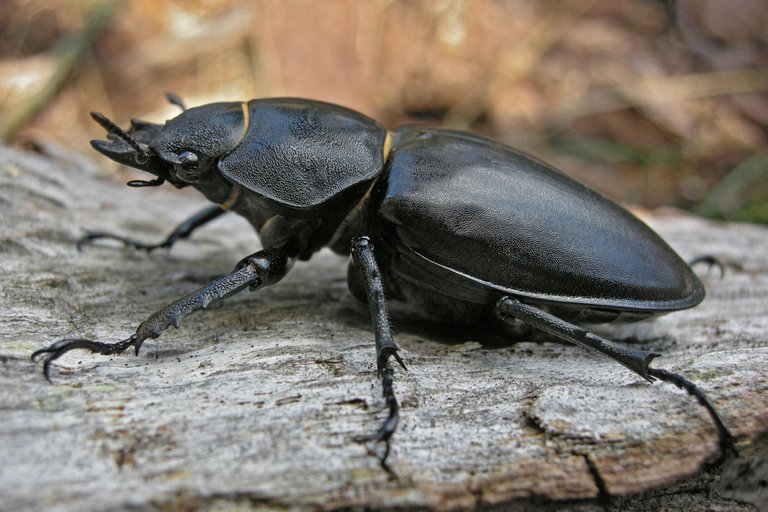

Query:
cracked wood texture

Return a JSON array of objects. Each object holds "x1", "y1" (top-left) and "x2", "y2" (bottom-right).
[{"x1": 1, "y1": 144, "x2": 767, "y2": 511}]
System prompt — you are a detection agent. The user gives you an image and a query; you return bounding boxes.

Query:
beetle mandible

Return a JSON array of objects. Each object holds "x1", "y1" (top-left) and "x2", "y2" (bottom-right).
[{"x1": 32, "y1": 96, "x2": 735, "y2": 463}]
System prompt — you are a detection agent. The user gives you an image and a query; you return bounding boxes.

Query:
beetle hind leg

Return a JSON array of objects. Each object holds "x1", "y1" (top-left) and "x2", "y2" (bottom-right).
[
  {"x1": 646, "y1": 367, "x2": 736, "y2": 456},
  {"x1": 495, "y1": 297, "x2": 736, "y2": 458},
  {"x1": 77, "y1": 205, "x2": 225, "y2": 252}
]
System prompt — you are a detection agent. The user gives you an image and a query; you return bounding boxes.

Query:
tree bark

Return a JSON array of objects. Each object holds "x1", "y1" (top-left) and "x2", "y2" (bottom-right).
[{"x1": 1, "y1": 143, "x2": 766, "y2": 511}]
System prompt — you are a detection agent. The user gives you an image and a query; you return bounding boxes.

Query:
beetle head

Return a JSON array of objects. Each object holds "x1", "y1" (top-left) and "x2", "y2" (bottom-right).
[{"x1": 90, "y1": 101, "x2": 246, "y2": 190}]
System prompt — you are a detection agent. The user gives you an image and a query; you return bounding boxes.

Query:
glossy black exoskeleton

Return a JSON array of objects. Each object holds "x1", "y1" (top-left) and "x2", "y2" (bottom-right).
[{"x1": 32, "y1": 96, "x2": 735, "y2": 464}]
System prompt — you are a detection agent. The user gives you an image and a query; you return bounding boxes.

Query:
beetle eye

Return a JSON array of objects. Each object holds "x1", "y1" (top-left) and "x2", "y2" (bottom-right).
[
  {"x1": 175, "y1": 150, "x2": 200, "y2": 182},
  {"x1": 178, "y1": 151, "x2": 199, "y2": 170}
]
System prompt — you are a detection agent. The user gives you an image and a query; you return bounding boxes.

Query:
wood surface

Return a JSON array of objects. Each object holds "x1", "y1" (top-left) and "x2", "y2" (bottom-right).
[{"x1": 1, "y1": 143, "x2": 766, "y2": 511}]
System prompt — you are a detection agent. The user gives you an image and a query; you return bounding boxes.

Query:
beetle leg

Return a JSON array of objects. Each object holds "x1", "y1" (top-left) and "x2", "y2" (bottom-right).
[
  {"x1": 496, "y1": 297, "x2": 660, "y2": 380},
  {"x1": 77, "y1": 205, "x2": 226, "y2": 252},
  {"x1": 495, "y1": 297, "x2": 736, "y2": 457},
  {"x1": 688, "y1": 254, "x2": 726, "y2": 278},
  {"x1": 645, "y1": 367, "x2": 736, "y2": 457},
  {"x1": 32, "y1": 247, "x2": 291, "y2": 382},
  {"x1": 350, "y1": 236, "x2": 406, "y2": 466}
]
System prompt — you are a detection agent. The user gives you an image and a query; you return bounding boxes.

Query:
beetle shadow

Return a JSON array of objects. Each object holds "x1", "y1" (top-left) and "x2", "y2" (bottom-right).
[
  {"x1": 332, "y1": 295, "x2": 656, "y2": 351},
  {"x1": 395, "y1": 319, "x2": 503, "y2": 346},
  {"x1": 366, "y1": 313, "x2": 556, "y2": 348}
]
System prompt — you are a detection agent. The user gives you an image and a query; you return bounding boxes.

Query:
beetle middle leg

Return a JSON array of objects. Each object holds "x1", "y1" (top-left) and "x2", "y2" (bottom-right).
[
  {"x1": 78, "y1": 205, "x2": 226, "y2": 252},
  {"x1": 32, "y1": 247, "x2": 291, "y2": 381},
  {"x1": 350, "y1": 236, "x2": 407, "y2": 466},
  {"x1": 495, "y1": 297, "x2": 736, "y2": 457}
]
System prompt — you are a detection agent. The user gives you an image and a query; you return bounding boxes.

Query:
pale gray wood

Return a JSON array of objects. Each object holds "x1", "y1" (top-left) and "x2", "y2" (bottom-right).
[{"x1": 1, "y1": 143, "x2": 766, "y2": 511}]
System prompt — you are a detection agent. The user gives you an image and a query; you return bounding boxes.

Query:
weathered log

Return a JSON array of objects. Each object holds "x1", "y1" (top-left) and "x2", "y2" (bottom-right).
[{"x1": 1, "y1": 143, "x2": 766, "y2": 510}]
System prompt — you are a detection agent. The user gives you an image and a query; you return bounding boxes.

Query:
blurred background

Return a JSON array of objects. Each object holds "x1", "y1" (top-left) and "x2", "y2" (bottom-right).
[{"x1": 1, "y1": 0, "x2": 766, "y2": 222}]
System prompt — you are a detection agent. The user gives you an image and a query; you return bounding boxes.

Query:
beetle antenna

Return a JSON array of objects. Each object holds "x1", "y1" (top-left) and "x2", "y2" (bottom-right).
[
  {"x1": 165, "y1": 92, "x2": 186, "y2": 111},
  {"x1": 90, "y1": 112, "x2": 150, "y2": 165}
]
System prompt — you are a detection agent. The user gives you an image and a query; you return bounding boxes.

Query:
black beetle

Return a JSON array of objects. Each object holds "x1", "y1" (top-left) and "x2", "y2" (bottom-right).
[{"x1": 32, "y1": 95, "x2": 735, "y2": 464}]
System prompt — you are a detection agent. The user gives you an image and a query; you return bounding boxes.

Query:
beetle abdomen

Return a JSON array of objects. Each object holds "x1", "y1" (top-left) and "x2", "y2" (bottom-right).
[{"x1": 375, "y1": 127, "x2": 704, "y2": 312}]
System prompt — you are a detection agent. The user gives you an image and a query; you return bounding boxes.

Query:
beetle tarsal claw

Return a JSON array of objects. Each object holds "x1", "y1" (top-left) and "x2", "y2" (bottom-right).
[
  {"x1": 31, "y1": 335, "x2": 142, "y2": 382},
  {"x1": 647, "y1": 366, "x2": 738, "y2": 458},
  {"x1": 355, "y1": 362, "x2": 399, "y2": 467}
]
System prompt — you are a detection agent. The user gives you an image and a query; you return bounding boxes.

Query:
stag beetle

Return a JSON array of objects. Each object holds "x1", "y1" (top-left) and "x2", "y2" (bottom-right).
[{"x1": 32, "y1": 95, "x2": 735, "y2": 464}]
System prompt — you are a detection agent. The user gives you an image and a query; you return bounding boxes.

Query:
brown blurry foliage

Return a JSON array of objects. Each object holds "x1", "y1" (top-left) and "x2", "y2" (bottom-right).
[{"x1": 1, "y1": 0, "x2": 767, "y2": 221}]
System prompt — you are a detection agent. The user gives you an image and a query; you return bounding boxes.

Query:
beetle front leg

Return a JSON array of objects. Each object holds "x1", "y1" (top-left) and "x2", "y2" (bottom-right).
[
  {"x1": 78, "y1": 205, "x2": 226, "y2": 252},
  {"x1": 350, "y1": 236, "x2": 407, "y2": 466},
  {"x1": 495, "y1": 297, "x2": 737, "y2": 457},
  {"x1": 32, "y1": 247, "x2": 291, "y2": 381}
]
